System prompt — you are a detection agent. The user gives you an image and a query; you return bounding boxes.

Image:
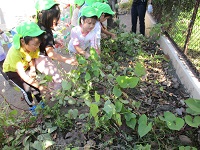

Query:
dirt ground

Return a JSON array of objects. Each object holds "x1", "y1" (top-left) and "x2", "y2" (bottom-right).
[{"x1": 0, "y1": 13, "x2": 132, "y2": 114}]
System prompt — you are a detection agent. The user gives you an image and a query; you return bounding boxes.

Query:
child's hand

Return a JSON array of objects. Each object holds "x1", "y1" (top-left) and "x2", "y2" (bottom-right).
[
  {"x1": 29, "y1": 70, "x2": 37, "y2": 78},
  {"x1": 111, "y1": 33, "x2": 116, "y2": 39},
  {"x1": 55, "y1": 40, "x2": 64, "y2": 48},
  {"x1": 39, "y1": 85, "x2": 49, "y2": 94},
  {"x1": 64, "y1": 4, "x2": 70, "y2": 9},
  {"x1": 1, "y1": 32, "x2": 9, "y2": 43},
  {"x1": 96, "y1": 49, "x2": 101, "y2": 55},
  {"x1": 65, "y1": 57, "x2": 78, "y2": 65},
  {"x1": 85, "y1": 52, "x2": 90, "y2": 59}
]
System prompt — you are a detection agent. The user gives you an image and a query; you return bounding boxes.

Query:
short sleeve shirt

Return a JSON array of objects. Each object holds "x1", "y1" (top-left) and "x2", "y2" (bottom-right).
[
  {"x1": 68, "y1": 25, "x2": 98, "y2": 53},
  {"x1": 39, "y1": 25, "x2": 55, "y2": 56},
  {"x1": 3, "y1": 46, "x2": 40, "y2": 72}
]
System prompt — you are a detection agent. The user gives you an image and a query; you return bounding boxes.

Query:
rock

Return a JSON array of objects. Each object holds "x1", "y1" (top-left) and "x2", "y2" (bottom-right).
[
  {"x1": 175, "y1": 108, "x2": 185, "y2": 116},
  {"x1": 179, "y1": 135, "x2": 192, "y2": 145},
  {"x1": 180, "y1": 100, "x2": 185, "y2": 106}
]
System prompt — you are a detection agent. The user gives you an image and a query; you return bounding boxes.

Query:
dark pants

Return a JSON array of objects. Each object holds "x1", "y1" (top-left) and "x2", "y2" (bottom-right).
[
  {"x1": 6, "y1": 71, "x2": 42, "y2": 107},
  {"x1": 131, "y1": 3, "x2": 147, "y2": 35}
]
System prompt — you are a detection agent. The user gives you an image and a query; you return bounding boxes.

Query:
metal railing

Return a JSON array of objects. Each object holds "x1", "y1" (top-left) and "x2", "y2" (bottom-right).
[{"x1": 152, "y1": 0, "x2": 200, "y2": 75}]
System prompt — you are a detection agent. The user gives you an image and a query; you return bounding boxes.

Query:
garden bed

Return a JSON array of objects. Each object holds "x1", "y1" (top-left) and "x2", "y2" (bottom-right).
[{"x1": 1, "y1": 25, "x2": 200, "y2": 150}]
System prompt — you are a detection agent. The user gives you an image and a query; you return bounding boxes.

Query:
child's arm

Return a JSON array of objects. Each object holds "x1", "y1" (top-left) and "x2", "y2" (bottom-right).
[
  {"x1": 101, "y1": 26, "x2": 116, "y2": 39},
  {"x1": 74, "y1": 45, "x2": 90, "y2": 58},
  {"x1": 0, "y1": 29, "x2": 9, "y2": 43},
  {"x1": 29, "y1": 59, "x2": 36, "y2": 77},
  {"x1": 16, "y1": 61, "x2": 46, "y2": 93},
  {"x1": 45, "y1": 46, "x2": 77, "y2": 65}
]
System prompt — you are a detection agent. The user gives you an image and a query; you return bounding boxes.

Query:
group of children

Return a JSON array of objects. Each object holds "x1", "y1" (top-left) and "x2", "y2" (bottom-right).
[{"x1": 0, "y1": 0, "x2": 116, "y2": 115}]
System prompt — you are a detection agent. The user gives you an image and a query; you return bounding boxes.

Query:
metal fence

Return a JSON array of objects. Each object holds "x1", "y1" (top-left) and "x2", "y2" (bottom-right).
[{"x1": 152, "y1": 0, "x2": 200, "y2": 75}]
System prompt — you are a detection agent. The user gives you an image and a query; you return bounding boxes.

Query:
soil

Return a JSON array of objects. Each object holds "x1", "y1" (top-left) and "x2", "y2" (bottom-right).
[{"x1": 1, "y1": 13, "x2": 199, "y2": 149}]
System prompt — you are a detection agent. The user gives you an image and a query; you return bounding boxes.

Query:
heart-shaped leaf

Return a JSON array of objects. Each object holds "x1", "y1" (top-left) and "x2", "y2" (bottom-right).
[{"x1": 185, "y1": 115, "x2": 200, "y2": 128}]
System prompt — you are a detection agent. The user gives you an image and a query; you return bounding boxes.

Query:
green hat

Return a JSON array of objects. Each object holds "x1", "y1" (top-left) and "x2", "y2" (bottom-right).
[
  {"x1": 85, "y1": 0, "x2": 99, "y2": 6},
  {"x1": 35, "y1": 0, "x2": 59, "y2": 11},
  {"x1": 80, "y1": 6, "x2": 98, "y2": 18},
  {"x1": 92, "y1": 2, "x2": 115, "y2": 18},
  {"x1": 74, "y1": 0, "x2": 85, "y2": 6},
  {"x1": 13, "y1": 22, "x2": 45, "y2": 50}
]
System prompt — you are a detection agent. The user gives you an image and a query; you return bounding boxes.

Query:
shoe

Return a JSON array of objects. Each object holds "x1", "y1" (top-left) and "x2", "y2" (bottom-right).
[
  {"x1": 38, "y1": 102, "x2": 45, "y2": 109},
  {"x1": 29, "y1": 105, "x2": 37, "y2": 116}
]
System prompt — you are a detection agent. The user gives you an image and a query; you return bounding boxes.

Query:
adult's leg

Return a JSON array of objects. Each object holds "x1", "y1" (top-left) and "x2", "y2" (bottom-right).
[
  {"x1": 131, "y1": 4, "x2": 138, "y2": 33},
  {"x1": 137, "y1": 4, "x2": 147, "y2": 35}
]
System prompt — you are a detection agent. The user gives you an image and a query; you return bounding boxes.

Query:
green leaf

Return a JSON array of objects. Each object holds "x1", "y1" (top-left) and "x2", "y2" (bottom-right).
[
  {"x1": 124, "y1": 112, "x2": 136, "y2": 121},
  {"x1": 138, "y1": 122, "x2": 152, "y2": 138},
  {"x1": 119, "y1": 99, "x2": 129, "y2": 104},
  {"x1": 179, "y1": 146, "x2": 197, "y2": 150},
  {"x1": 126, "y1": 118, "x2": 137, "y2": 130},
  {"x1": 159, "y1": 111, "x2": 176, "y2": 122},
  {"x1": 68, "y1": 109, "x2": 78, "y2": 119},
  {"x1": 42, "y1": 140, "x2": 55, "y2": 149},
  {"x1": 90, "y1": 103, "x2": 99, "y2": 117},
  {"x1": 134, "y1": 38, "x2": 140, "y2": 44},
  {"x1": 114, "y1": 113, "x2": 122, "y2": 126},
  {"x1": 95, "y1": 91, "x2": 100, "y2": 102},
  {"x1": 115, "y1": 100, "x2": 123, "y2": 112},
  {"x1": 67, "y1": 98, "x2": 76, "y2": 105},
  {"x1": 32, "y1": 141, "x2": 43, "y2": 150},
  {"x1": 44, "y1": 75, "x2": 53, "y2": 82},
  {"x1": 116, "y1": 76, "x2": 139, "y2": 88},
  {"x1": 23, "y1": 135, "x2": 31, "y2": 147},
  {"x1": 9, "y1": 109, "x2": 18, "y2": 116},
  {"x1": 99, "y1": 69, "x2": 105, "y2": 77},
  {"x1": 186, "y1": 108, "x2": 200, "y2": 115},
  {"x1": 103, "y1": 100, "x2": 115, "y2": 118},
  {"x1": 185, "y1": 115, "x2": 200, "y2": 128},
  {"x1": 77, "y1": 56, "x2": 86, "y2": 64},
  {"x1": 79, "y1": 113, "x2": 88, "y2": 119},
  {"x1": 138, "y1": 114, "x2": 152, "y2": 138},
  {"x1": 113, "y1": 86, "x2": 122, "y2": 98},
  {"x1": 134, "y1": 62, "x2": 146, "y2": 77},
  {"x1": 81, "y1": 92, "x2": 91, "y2": 106},
  {"x1": 166, "y1": 117, "x2": 184, "y2": 131},
  {"x1": 138, "y1": 114, "x2": 148, "y2": 124},
  {"x1": 159, "y1": 111, "x2": 185, "y2": 130},
  {"x1": 47, "y1": 126, "x2": 57, "y2": 133},
  {"x1": 62, "y1": 81, "x2": 72, "y2": 91},
  {"x1": 185, "y1": 98, "x2": 200, "y2": 113},
  {"x1": 85, "y1": 72, "x2": 91, "y2": 82}
]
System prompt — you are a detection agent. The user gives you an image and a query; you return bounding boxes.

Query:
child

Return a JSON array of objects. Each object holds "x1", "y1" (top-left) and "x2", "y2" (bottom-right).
[
  {"x1": 68, "y1": 6, "x2": 99, "y2": 58},
  {"x1": 35, "y1": 0, "x2": 77, "y2": 91},
  {"x1": 0, "y1": 28, "x2": 11, "y2": 80},
  {"x1": 71, "y1": 0, "x2": 85, "y2": 27},
  {"x1": 92, "y1": 2, "x2": 116, "y2": 39},
  {"x1": 2, "y1": 21, "x2": 46, "y2": 114},
  {"x1": 0, "y1": 28, "x2": 8, "y2": 68}
]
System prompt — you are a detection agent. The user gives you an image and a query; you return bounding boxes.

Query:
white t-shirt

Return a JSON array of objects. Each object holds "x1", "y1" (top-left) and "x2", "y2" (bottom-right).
[
  {"x1": 93, "y1": 21, "x2": 101, "y2": 49},
  {"x1": 68, "y1": 25, "x2": 99, "y2": 53}
]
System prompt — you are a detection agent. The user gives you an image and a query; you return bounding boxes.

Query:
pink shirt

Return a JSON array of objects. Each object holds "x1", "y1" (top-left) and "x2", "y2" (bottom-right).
[{"x1": 68, "y1": 25, "x2": 99, "y2": 53}]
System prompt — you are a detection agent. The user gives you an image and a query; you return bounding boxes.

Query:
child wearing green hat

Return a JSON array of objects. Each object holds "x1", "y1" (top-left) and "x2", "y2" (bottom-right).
[
  {"x1": 68, "y1": 6, "x2": 100, "y2": 58},
  {"x1": 2, "y1": 21, "x2": 46, "y2": 115},
  {"x1": 92, "y1": 2, "x2": 116, "y2": 39},
  {"x1": 71, "y1": 0, "x2": 85, "y2": 27},
  {"x1": 35, "y1": 0, "x2": 78, "y2": 91}
]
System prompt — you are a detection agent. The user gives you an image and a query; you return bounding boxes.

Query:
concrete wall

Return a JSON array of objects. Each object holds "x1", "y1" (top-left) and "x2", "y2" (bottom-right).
[{"x1": 145, "y1": 12, "x2": 200, "y2": 99}]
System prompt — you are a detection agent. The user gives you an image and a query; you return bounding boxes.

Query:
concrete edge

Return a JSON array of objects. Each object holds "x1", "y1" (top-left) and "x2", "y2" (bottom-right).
[{"x1": 145, "y1": 12, "x2": 200, "y2": 99}]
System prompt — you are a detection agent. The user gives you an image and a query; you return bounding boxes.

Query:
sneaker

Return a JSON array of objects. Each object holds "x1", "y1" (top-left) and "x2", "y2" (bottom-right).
[
  {"x1": 38, "y1": 102, "x2": 45, "y2": 109},
  {"x1": 29, "y1": 105, "x2": 37, "y2": 116}
]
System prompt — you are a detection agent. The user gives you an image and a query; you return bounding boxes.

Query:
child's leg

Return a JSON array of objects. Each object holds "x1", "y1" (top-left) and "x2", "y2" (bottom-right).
[
  {"x1": 35, "y1": 55, "x2": 62, "y2": 91},
  {"x1": 6, "y1": 72, "x2": 41, "y2": 106}
]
